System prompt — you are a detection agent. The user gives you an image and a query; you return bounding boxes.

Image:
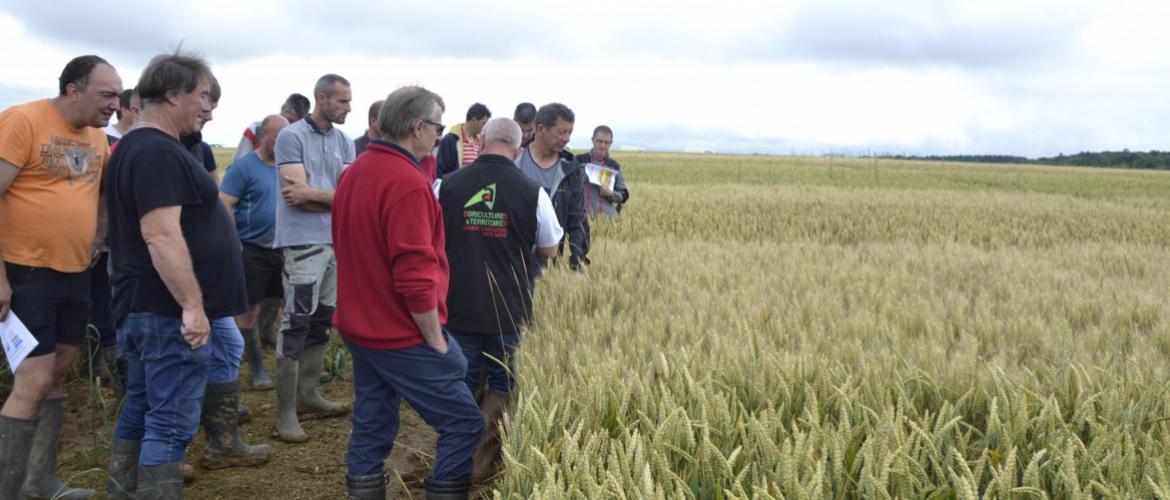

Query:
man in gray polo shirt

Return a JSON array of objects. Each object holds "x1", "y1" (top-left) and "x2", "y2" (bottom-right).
[{"x1": 273, "y1": 73, "x2": 355, "y2": 443}]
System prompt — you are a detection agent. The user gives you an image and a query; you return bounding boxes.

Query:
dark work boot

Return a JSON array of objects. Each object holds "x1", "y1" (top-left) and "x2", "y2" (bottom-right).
[
  {"x1": 346, "y1": 472, "x2": 387, "y2": 500},
  {"x1": 425, "y1": 477, "x2": 470, "y2": 500},
  {"x1": 275, "y1": 357, "x2": 308, "y2": 443},
  {"x1": 199, "y1": 382, "x2": 271, "y2": 470},
  {"x1": 0, "y1": 414, "x2": 38, "y2": 500},
  {"x1": 106, "y1": 438, "x2": 140, "y2": 500},
  {"x1": 296, "y1": 344, "x2": 348, "y2": 418},
  {"x1": 137, "y1": 462, "x2": 183, "y2": 499},
  {"x1": 240, "y1": 327, "x2": 273, "y2": 391},
  {"x1": 471, "y1": 391, "x2": 510, "y2": 483},
  {"x1": 22, "y1": 398, "x2": 96, "y2": 499}
]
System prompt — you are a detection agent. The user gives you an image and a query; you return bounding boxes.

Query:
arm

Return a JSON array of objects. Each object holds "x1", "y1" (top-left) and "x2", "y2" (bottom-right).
[
  {"x1": 388, "y1": 190, "x2": 447, "y2": 352},
  {"x1": 218, "y1": 192, "x2": 240, "y2": 212},
  {"x1": 609, "y1": 163, "x2": 629, "y2": 204},
  {"x1": 534, "y1": 188, "x2": 563, "y2": 263},
  {"x1": 140, "y1": 205, "x2": 210, "y2": 348},
  {"x1": 565, "y1": 170, "x2": 589, "y2": 269},
  {"x1": 279, "y1": 164, "x2": 334, "y2": 212},
  {"x1": 0, "y1": 160, "x2": 19, "y2": 319}
]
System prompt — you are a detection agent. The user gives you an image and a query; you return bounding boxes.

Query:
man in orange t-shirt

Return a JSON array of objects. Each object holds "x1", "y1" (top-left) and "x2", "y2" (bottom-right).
[{"x1": 0, "y1": 54, "x2": 121, "y2": 500}]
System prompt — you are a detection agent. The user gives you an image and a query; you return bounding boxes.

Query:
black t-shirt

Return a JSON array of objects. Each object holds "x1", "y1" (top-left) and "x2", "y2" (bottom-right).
[{"x1": 105, "y1": 127, "x2": 247, "y2": 325}]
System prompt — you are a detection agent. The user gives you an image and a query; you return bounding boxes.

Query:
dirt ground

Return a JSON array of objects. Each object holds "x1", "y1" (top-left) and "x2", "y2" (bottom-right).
[{"x1": 51, "y1": 338, "x2": 486, "y2": 499}]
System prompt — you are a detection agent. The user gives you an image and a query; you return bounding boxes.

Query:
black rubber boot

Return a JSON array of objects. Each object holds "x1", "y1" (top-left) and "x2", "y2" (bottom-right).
[
  {"x1": 199, "y1": 382, "x2": 271, "y2": 470},
  {"x1": 106, "y1": 438, "x2": 140, "y2": 500},
  {"x1": 137, "y1": 462, "x2": 184, "y2": 499},
  {"x1": 240, "y1": 327, "x2": 273, "y2": 391},
  {"x1": 346, "y1": 472, "x2": 387, "y2": 500},
  {"x1": 0, "y1": 414, "x2": 38, "y2": 500},
  {"x1": 425, "y1": 477, "x2": 470, "y2": 500},
  {"x1": 22, "y1": 398, "x2": 96, "y2": 499}
]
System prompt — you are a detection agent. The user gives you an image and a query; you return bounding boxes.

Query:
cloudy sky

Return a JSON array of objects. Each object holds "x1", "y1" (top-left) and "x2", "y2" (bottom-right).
[{"x1": 1, "y1": 0, "x2": 1167, "y2": 157}]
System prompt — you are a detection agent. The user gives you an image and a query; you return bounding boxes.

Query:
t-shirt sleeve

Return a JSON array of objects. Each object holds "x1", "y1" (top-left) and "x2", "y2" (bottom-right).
[
  {"x1": 0, "y1": 108, "x2": 33, "y2": 169},
  {"x1": 131, "y1": 148, "x2": 203, "y2": 217},
  {"x1": 274, "y1": 128, "x2": 303, "y2": 166},
  {"x1": 535, "y1": 187, "x2": 563, "y2": 248},
  {"x1": 343, "y1": 134, "x2": 356, "y2": 165},
  {"x1": 220, "y1": 159, "x2": 247, "y2": 197}
]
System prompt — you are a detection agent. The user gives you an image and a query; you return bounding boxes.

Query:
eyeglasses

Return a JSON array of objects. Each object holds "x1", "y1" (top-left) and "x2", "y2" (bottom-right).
[{"x1": 422, "y1": 120, "x2": 445, "y2": 135}]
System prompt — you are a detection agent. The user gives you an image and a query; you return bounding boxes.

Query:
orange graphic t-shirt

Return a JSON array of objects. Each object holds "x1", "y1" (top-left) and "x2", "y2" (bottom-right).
[{"x1": 0, "y1": 99, "x2": 109, "y2": 272}]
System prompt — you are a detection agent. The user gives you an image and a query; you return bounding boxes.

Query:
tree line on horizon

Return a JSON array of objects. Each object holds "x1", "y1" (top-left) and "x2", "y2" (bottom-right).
[{"x1": 880, "y1": 150, "x2": 1170, "y2": 169}]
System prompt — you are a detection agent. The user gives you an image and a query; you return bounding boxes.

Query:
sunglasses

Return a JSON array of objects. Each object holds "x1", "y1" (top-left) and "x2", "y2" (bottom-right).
[{"x1": 422, "y1": 120, "x2": 445, "y2": 136}]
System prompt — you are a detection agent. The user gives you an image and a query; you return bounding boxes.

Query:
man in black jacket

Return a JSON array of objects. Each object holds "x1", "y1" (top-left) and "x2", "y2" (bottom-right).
[
  {"x1": 514, "y1": 103, "x2": 589, "y2": 269},
  {"x1": 438, "y1": 117, "x2": 562, "y2": 481}
]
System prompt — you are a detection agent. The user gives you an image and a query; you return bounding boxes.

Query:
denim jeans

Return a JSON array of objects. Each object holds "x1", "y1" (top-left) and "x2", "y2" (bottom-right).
[
  {"x1": 447, "y1": 329, "x2": 521, "y2": 395},
  {"x1": 208, "y1": 317, "x2": 244, "y2": 384},
  {"x1": 344, "y1": 335, "x2": 482, "y2": 480},
  {"x1": 114, "y1": 313, "x2": 210, "y2": 466}
]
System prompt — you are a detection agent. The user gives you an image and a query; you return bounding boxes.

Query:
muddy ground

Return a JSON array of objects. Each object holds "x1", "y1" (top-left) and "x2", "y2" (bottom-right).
[{"x1": 50, "y1": 338, "x2": 492, "y2": 499}]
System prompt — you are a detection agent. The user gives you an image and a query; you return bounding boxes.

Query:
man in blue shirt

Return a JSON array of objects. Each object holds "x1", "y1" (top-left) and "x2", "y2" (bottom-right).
[{"x1": 220, "y1": 114, "x2": 289, "y2": 394}]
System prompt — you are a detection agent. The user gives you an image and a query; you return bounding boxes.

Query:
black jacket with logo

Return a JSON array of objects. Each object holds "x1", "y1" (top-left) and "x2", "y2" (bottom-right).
[{"x1": 439, "y1": 154, "x2": 542, "y2": 333}]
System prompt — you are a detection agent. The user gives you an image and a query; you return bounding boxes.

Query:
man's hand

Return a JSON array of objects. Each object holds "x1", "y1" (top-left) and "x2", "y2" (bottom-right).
[
  {"x1": 0, "y1": 275, "x2": 11, "y2": 321},
  {"x1": 600, "y1": 185, "x2": 615, "y2": 200},
  {"x1": 282, "y1": 175, "x2": 315, "y2": 206},
  {"x1": 89, "y1": 237, "x2": 105, "y2": 269},
  {"x1": 426, "y1": 334, "x2": 449, "y2": 355},
  {"x1": 181, "y1": 308, "x2": 211, "y2": 348}
]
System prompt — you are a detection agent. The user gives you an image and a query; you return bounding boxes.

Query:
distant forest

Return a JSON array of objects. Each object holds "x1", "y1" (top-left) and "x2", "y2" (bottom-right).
[{"x1": 882, "y1": 150, "x2": 1170, "y2": 170}]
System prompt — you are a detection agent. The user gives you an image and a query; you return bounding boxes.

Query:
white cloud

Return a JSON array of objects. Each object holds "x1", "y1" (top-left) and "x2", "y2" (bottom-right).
[{"x1": 2, "y1": 1, "x2": 1169, "y2": 156}]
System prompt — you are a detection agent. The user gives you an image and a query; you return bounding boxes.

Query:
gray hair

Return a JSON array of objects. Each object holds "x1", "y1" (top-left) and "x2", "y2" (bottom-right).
[
  {"x1": 482, "y1": 117, "x2": 521, "y2": 148},
  {"x1": 377, "y1": 86, "x2": 445, "y2": 141},
  {"x1": 136, "y1": 49, "x2": 212, "y2": 106},
  {"x1": 314, "y1": 74, "x2": 350, "y2": 98}
]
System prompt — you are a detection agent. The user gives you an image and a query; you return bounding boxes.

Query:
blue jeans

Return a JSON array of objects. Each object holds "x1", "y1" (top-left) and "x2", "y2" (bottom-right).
[
  {"x1": 114, "y1": 313, "x2": 210, "y2": 466},
  {"x1": 344, "y1": 335, "x2": 483, "y2": 480},
  {"x1": 208, "y1": 317, "x2": 244, "y2": 384},
  {"x1": 448, "y1": 329, "x2": 521, "y2": 395}
]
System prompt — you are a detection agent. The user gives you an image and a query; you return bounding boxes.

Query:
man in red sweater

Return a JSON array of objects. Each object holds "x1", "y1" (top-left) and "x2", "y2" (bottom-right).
[{"x1": 332, "y1": 85, "x2": 482, "y2": 500}]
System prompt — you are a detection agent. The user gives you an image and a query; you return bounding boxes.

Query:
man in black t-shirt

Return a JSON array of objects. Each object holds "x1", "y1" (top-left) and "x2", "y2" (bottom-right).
[{"x1": 103, "y1": 51, "x2": 249, "y2": 498}]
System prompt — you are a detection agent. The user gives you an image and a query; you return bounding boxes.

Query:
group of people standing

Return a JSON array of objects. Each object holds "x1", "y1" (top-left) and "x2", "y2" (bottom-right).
[{"x1": 0, "y1": 49, "x2": 630, "y2": 500}]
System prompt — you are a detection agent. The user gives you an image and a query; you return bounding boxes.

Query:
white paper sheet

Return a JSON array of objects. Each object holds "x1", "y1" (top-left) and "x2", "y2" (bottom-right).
[
  {"x1": 1, "y1": 312, "x2": 38, "y2": 373},
  {"x1": 585, "y1": 163, "x2": 618, "y2": 190}
]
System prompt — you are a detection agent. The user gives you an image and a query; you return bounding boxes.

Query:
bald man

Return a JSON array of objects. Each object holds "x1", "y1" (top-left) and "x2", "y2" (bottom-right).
[
  {"x1": 436, "y1": 117, "x2": 562, "y2": 482},
  {"x1": 220, "y1": 114, "x2": 290, "y2": 394}
]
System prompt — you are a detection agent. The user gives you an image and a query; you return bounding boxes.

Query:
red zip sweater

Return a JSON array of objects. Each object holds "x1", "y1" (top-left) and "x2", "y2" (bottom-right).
[{"x1": 332, "y1": 140, "x2": 448, "y2": 350}]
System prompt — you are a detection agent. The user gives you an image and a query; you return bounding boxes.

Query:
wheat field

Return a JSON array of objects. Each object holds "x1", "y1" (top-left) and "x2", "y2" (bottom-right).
[{"x1": 492, "y1": 154, "x2": 1170, "y2": 499}]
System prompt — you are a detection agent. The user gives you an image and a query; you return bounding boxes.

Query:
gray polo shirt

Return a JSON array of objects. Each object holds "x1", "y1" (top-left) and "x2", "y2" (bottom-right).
[{"x1": 273, "y1": 117, "x2": 355, "y2": 247}]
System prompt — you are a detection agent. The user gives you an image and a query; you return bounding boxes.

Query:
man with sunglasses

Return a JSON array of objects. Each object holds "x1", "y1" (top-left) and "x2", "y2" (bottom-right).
[{"x1": 271, "y1": 74, "x2": 355, "y2": 443}]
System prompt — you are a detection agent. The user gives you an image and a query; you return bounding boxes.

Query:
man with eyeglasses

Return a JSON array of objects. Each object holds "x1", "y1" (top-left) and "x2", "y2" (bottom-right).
[
  {"x1": 334, "y1": 85, "x2": 483, "y2": 500},
  {"x1": 272, "y1": 74, "x2": 355, "y2": 443}
]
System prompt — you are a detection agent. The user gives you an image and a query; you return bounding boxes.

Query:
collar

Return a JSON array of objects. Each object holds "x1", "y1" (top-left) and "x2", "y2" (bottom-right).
[
  {"x1": 370, "y1": 139, "x2": 423, "y2": 172},
  {"x1": 304, "y1": 114, "x2": 330, "y2": 134}
]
